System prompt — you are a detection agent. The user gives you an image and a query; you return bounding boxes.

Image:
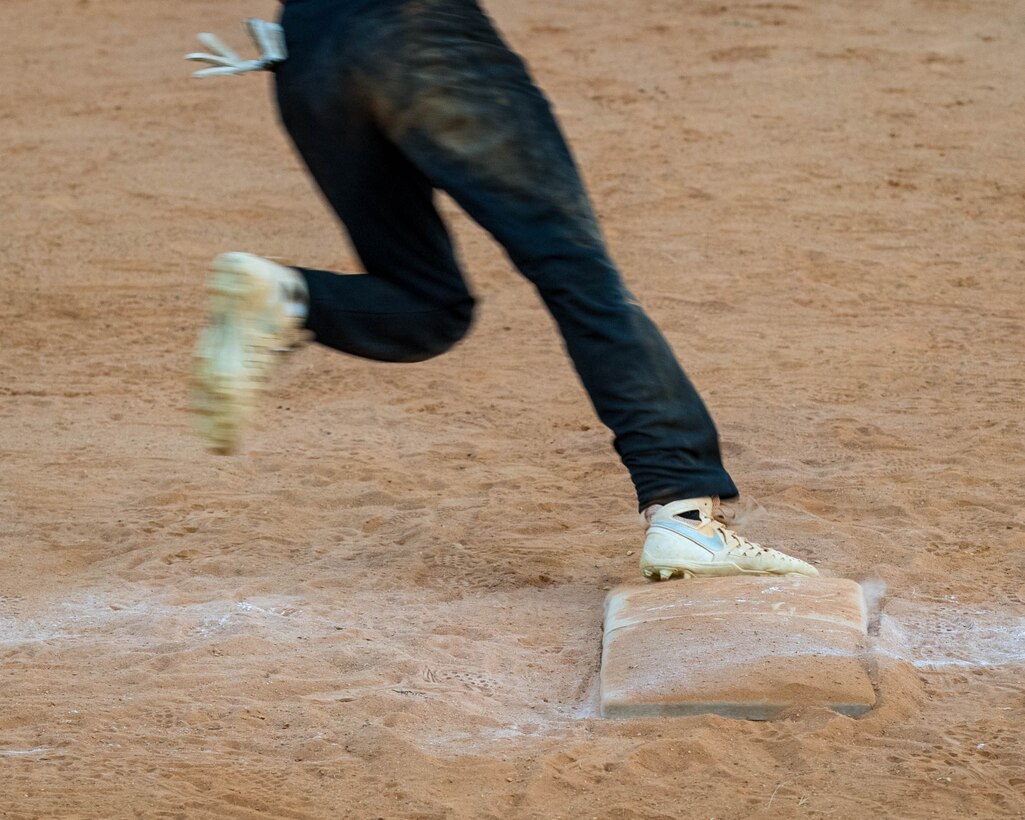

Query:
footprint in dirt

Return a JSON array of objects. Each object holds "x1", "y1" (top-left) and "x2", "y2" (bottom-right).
[
  {"x1": 422, "y1": 666, "x2": 498, "y2": 696},
  {"x1": 413, "y1": 542, "x2": 561, "y2": 596}
]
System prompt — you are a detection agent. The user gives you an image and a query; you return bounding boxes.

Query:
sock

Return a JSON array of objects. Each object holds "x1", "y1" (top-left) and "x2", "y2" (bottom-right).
[{"x1": 280, "y1": 283, "x2": 309, "y2": 321}]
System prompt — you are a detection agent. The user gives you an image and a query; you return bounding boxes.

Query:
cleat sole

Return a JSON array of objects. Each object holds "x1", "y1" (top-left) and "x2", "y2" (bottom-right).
[
  {"x1": 642, "y1": 567, "x2": 697, "y2": 582},
  {"x1": 641, "y1": 564, "x2": 799, "y2": 581},
  {"x1": 189, "y1": 254, "x2": 298, "y2": 455}
]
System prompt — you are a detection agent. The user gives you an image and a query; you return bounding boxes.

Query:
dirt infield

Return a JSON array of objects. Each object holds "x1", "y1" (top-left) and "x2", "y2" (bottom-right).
[{"x1": 3, "y1": 0, "x2": 1024, "y2": 816}]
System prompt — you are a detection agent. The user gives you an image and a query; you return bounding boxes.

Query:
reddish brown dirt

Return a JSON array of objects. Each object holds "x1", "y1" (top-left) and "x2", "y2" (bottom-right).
[{"x1": 2, "y1": 0, "x2": 1024, "y2": 817}]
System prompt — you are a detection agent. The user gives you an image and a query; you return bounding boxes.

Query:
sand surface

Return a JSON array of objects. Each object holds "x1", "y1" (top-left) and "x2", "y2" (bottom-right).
[{"x1": 3, "y1": 0, "x2": 1025, "y2": 816}]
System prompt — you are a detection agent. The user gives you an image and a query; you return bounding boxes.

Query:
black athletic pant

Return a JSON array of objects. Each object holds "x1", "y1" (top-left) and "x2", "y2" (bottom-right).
[{"x1": 274, "y1": 0, "x2": 738, "y2": 509}]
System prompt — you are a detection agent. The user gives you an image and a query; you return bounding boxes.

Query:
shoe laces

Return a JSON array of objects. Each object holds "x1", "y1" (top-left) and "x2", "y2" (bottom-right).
[{"x1": 700, "y1": 502, "x2": 775, "y2": 559}]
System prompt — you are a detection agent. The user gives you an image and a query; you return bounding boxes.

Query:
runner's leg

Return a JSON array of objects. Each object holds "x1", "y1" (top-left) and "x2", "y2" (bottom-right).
[
  {"x1": 352, "y1": 0, "x2": 737, "y2": 508},
  {"x1": 273, "y1": 3, "x2": 475, "y2": 363}
]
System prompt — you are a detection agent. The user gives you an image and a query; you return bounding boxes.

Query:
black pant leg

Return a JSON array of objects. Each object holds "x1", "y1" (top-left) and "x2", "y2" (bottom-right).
[
  {"x1": 354, "y1": 0, "x2": 738, "y2": 507},
  {"x1": 273, "y1": 2, "x2": 475, "y2": 363}
]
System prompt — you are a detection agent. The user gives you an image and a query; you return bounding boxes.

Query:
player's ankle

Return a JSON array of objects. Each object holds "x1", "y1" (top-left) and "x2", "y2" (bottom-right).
[
  {"x1": 640, "y1": 504, "x2": 662, "y2": 525},
  {"x1": 278, "y1": 266, "x2": 309, "y2": 322}
]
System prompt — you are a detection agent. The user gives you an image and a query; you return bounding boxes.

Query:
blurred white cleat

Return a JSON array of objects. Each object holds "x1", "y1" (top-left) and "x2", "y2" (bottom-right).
[
  {"x1": 190, "y1": 252, "x2": 307, "y2": 454},
  {"x1": 640, "y1": 497, "x2": 819, "y2": 581}
]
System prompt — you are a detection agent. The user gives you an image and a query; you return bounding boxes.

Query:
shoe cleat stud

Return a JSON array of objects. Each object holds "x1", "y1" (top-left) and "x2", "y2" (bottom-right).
[{"x1": 659, "y1": 569, "x2": 674, "y2": 581}]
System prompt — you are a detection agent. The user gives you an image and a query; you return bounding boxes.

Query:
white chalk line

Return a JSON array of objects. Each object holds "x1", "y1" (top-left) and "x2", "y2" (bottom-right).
[
  {"x1": 0, "y1": 748, "x2": 54, "y2": 757},
  {"x1": 3, "y1": 585, "x2": 1024, "y2": 672}
]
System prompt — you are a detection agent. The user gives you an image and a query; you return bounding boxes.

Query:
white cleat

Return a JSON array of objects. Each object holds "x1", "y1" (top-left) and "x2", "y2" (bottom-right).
[
  {"x1": 639, "y1": 497, "x2": 819, "y2": 581},
  {"x1": 190, "y1": 252, "x2": 307, "y2": 454}
]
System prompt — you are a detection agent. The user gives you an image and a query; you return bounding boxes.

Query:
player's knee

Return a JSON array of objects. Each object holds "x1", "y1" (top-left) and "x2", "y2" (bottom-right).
[{"x1": 394, "y1": 299, "x2": 475, "y2": 363}]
